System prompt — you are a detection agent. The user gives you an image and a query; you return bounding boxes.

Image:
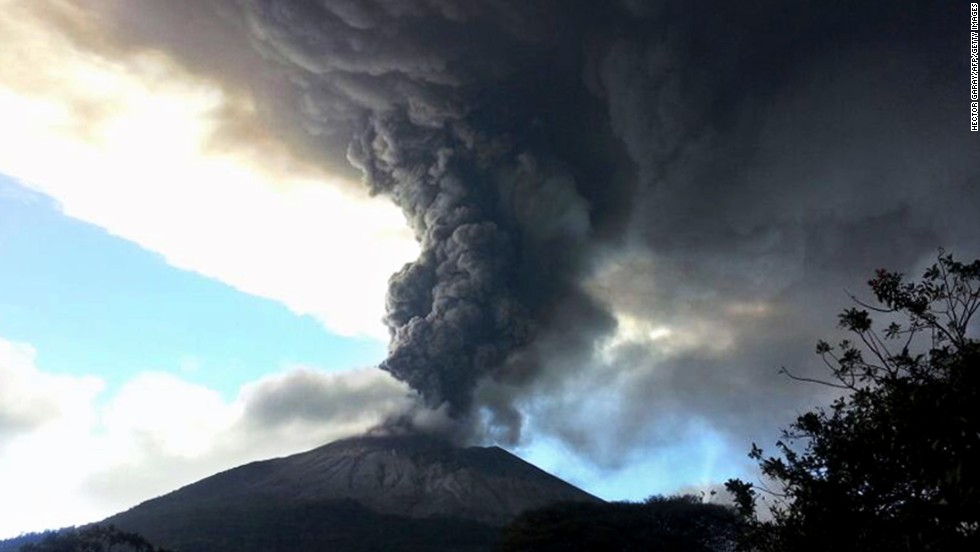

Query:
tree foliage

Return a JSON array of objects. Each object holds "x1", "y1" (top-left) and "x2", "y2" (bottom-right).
[
  {"x1": 501, "y1": 495, "x2": 738, "y2": 551},
  {"x1": 19, "y1": 525, "x2": 173, "y2": 552},
  {"x1": 727, "y1": 252, "x2": 980, "y2": 551}
]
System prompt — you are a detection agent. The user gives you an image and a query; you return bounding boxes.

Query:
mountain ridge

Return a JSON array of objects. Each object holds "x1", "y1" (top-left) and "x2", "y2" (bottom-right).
[
  {"x1": 113, "y1": 434, "x2": 599, "y2": 525},
  {"x1": 85, "y1": 434, "x2": 601, "y2": 551}
]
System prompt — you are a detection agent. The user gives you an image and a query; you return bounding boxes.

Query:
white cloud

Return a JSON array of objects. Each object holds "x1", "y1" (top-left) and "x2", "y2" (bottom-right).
[
  {"x1": 0, "y1": 336, "x2": 411, "y2": 539},
  {"x1": 0, "y1": 339, "x2": 107, "y2": 536},
  {"x1": 0, "y1": 0, "x2": 417, "y2": 338},
  {"x1": 0, "y1": 340, "x2": 103, "y2": 444},
  {"x1": 101, "y1": 373, "x2": 237, "y2": 459}
]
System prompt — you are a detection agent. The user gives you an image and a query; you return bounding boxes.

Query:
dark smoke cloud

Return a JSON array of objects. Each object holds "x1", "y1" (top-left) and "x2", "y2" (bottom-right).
[
  {"x1": 72, "y1": 0, "x2": 980, "y2": 464},
  {"x1": 241, "y1": 367, "x2": 410, "y2": 429},
  {"x1": 205, "y1": 0, "x2": 628, "y2": 429}
]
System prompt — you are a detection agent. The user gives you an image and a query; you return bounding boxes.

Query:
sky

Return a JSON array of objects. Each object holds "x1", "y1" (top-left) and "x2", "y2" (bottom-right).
[{"x1": 1, "y1": 0, "x2": 979, "y2": 538}]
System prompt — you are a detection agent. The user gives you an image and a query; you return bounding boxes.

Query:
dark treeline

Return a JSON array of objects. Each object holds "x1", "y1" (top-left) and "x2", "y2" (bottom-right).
[
  {"x1": 501, "y1": 495, "x2": 738, "y2": 551},
  {"x1": 3, "y1": 526, "x2": 172, "y2": 552}
]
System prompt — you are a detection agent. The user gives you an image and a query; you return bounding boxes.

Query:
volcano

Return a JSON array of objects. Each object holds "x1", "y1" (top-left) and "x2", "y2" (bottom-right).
[{"x1": 94, "y1": 435, "x2": 600, "y2": 552}]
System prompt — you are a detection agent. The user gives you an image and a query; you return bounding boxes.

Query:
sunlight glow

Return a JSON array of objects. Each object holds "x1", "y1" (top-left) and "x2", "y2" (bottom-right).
[{"x1": 0, "y1": 0, "x2": 417, "y2": 338}]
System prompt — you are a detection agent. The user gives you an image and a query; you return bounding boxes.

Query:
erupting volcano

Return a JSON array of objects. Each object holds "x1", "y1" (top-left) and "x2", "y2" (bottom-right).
[{"x1": 94, "y1": 435, "x2": 600, "y2": 552}]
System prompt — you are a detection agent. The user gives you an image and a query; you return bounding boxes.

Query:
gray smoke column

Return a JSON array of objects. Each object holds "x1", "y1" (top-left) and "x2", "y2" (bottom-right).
[{"x1": 222, "y1": 0, "x2": 619, "y2": 427}]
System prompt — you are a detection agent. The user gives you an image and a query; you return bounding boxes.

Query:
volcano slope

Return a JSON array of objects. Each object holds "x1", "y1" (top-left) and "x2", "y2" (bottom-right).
[{"x1": 97, "y1": 435, "x2": 601, "y2": 552}]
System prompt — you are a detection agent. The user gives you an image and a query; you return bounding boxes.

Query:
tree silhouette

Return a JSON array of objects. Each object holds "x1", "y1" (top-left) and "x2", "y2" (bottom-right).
[
  {"x1": 20, "y1": 525, "x2": 173, "y2": 552},
  {"x1": 501, "y1": 495, "x2": 738, "y2": 551},
  {"x1": 727, "y1": 252, "x2": 980, "y2": 551}
]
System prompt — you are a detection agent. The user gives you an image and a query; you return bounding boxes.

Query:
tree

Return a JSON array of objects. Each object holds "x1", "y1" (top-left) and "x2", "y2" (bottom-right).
[
  {"x1": 19, "y1": 525, "x2": 173, "y2": 552},
  {"x1": 500, "y1": 495, "x2": 738, "y2": 551},
  {"x1": 726, "y1": 252, "x2": 980, "y2": 551}
]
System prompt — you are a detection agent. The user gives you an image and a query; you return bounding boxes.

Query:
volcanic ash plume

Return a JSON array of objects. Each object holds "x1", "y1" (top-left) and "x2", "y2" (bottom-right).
[
  {"x1": 224, "y1": 1, "x2": 619, "y2": 437},
  {"x1": 77, "y1": 0, "x2": 979, "y2": 455},
  {"x1": 221, "y1": 0, "x2": 980, "y2": 444}
]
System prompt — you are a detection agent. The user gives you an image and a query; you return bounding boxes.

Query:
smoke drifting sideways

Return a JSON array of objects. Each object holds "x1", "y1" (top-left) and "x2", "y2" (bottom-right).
[{"x1": 68, "y1": 0, "x2": 980, "y2": 456}]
